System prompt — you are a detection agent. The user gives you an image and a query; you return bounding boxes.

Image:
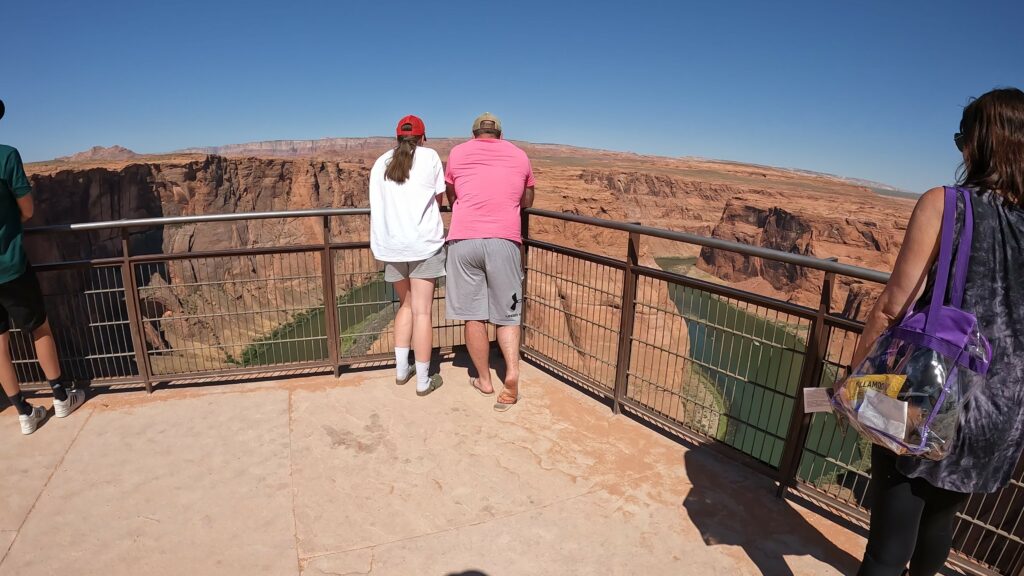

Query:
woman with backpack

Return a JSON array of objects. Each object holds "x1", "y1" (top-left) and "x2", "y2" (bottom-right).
[
  {"x1": 851, "y1": 87, "x2": 1024, "y2": 576},
  {"x1": 369, "y1": 115, "x2": 446, "y2": 396}
]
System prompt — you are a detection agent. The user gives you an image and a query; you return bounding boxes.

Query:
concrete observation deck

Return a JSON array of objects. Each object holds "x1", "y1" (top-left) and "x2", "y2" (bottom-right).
[{"x1": 1, "y1": 356, "x2": 867, "y2": 576}]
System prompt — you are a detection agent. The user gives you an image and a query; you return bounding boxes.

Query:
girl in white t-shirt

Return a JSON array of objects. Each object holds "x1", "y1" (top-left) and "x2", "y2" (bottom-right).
[{"x1": 369, "y1": 115, "x2": 446, "y2": 396}]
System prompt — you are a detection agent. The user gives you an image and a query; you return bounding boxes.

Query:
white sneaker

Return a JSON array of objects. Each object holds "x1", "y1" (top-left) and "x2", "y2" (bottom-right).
[
  {"x1": 19, "y1": 405, "x2": 47, "y2": 435},
  {"x1": 53, "y1": 389, "x2": 85, "y2": 418}
]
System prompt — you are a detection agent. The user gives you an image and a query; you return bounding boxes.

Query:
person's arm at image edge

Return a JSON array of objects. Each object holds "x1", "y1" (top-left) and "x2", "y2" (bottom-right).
[
  {"x1": 5, "y1": 148, "x2": 35, "y2": 221},
  {"x1": 17, "y1": 194, "x2": 33, "y2": 221}
]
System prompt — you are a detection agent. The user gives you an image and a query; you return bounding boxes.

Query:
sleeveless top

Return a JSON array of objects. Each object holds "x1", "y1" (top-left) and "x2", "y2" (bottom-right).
[{"x1": 896, "y1": 188, "x2": 1024, "y2": 493}]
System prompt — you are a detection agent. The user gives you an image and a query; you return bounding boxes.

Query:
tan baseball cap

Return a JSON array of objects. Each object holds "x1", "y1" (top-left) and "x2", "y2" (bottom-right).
[{"x1": 472, "y1": 112, "x2": 502, "y2": 133}]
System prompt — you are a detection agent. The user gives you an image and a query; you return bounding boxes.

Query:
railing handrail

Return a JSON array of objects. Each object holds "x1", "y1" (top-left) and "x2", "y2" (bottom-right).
[
  {"x1": 24, "y1": 205, "x2": 891, "y2": 284},
  {"x1": 525, "y1": 207, "x2": 892, "y2": 284},
  {"x1": 24, "y1": 208, "x2": 373, "y2": 233}
]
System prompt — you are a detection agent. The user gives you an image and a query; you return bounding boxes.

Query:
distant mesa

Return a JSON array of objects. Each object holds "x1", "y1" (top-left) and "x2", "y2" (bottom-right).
[
  {"x1": 56, "y1": 145, "x2": 139, "y2": 162},
  {"x1": 42, "y1": 137, "x2": 912, "y2": 197}
]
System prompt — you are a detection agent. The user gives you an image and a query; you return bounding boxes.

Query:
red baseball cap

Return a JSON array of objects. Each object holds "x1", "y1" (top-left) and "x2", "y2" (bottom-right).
[{"x1": 396, "y1": 115, "x2": 426, "y2": 138}]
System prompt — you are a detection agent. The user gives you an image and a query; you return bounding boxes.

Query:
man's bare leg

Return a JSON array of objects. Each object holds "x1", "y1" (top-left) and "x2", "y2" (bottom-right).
[
  {"x1": 495, "y1": 325, "x2": 520, "y2": 406},
  {"x1": 0, "y1": 330, "x2": 39, "y2": 426},
  {"x1": 0, "y1": 331, "x2": 23, "y2": 398},
  {"x1": 465, "y1": 320, "x2": 494, "y2": 394},
  {"x1": 32, "y1": 321, "x2": 82, "y2": 417},
  {"x1": 32, "y1": 321, "x2": 61, "y2": 381}
]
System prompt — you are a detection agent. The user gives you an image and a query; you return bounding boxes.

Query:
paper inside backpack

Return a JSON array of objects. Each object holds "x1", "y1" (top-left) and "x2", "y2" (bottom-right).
[{"x1": 857, "y1": 388, "x2": 908, "y2": 439}]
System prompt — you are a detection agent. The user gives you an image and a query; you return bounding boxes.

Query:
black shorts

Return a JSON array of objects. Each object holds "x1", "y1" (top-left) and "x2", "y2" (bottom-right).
[{"x1": 0, "y1": 266, "x2": 48, "y2": 334}]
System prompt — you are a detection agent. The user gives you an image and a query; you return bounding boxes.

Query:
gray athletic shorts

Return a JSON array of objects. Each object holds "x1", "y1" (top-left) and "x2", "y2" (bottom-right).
[
  {"x1": 382, "y1": 247, "x2": 447, "y2": 282},
  {"x1": 445, "y1": 238, "x2": 523, "y2": 326}
]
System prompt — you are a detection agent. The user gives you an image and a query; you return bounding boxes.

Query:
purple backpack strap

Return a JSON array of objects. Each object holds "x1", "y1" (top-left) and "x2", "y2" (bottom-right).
[
  {"x1": 925, "y1": 187, "x2": 959, "y2": 332},
  {"x1": 950, "y1": 187, "x2": 973, "y2": 308},
  {"x1": 924, "y1": 186, "x2": 976, "y2": 336}
]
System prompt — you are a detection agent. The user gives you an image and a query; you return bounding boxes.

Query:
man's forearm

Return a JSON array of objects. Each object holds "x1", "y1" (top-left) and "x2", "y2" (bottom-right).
[
  {"x1": 17, "y1": 195, "x2": 34, "y2": 222},
  {"x1": 521, "y1": 186, "x2": 535, "y2": 209},
  {"x1": 445, "y1": 183, "x2": 456, "y2": 207}
]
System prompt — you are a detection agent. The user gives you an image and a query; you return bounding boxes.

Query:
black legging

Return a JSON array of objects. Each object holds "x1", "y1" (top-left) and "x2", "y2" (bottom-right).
[{"x1": 858, "y1": 448, "x2": 969, "y2": 576}]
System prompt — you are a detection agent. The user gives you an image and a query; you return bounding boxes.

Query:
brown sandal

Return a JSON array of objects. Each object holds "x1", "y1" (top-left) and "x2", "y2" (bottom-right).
[{"x1": 493, "y1": 389, "x2": 519, "y2": 412}]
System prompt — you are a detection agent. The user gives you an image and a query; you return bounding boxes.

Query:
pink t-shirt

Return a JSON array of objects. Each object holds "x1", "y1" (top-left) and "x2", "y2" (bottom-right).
[{"x1": 445, "y1": 138, "x2": 536, "y2": 243}]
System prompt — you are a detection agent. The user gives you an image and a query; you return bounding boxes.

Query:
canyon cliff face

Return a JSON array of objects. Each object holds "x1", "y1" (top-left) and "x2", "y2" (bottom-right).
[
  {"x1": 26, "y1": 155, "x2": 373, "y2": 373},
  {"x1": 28, "y1": 157, "x2": 373, "y2": 280},
  {"x1": 525, "y1": 163, "x2": 910, "y2": 320},
  {"x1": 696, "y1": 195, "x2": 906, "y2": 314}
]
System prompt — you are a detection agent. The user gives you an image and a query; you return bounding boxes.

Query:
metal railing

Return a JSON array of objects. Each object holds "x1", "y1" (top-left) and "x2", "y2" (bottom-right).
[
  {"x1": 16, "y1": 208, "x2": 473, "y2": 392},
  {"x1": 8, "y1": 205, "x2": 1023, "y2": 575}
]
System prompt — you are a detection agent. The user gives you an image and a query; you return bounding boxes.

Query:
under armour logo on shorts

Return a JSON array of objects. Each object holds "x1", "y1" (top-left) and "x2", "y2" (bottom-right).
[{"x1": 510, "y1": 294, "x2": 519, "y2": 311}]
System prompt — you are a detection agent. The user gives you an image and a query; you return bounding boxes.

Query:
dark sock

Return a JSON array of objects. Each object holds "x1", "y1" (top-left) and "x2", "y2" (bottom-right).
[
  {"x1": 48, "y1": 379, "x2": 68, "y2": 402},
  {"x1": 7, "y1": 392, "x2": 33, "y2": 416}
]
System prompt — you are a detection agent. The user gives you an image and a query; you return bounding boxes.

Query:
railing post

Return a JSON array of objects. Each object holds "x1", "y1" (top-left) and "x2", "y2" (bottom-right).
[
  {"x1": 120, "y1": 229, "x2": 153, "y2": 393},
  {"x1": 321, "y1": 216, "x2": 342, "y2": 377},
  {"x1": 520, "y1": 210, "x2": 530, "y2": 338},
  {"x1": 612, "y1": 230, "x2": 640, "y2": 415},
  {"x1": 776, "y1": 268, "x2": 835, "y2": 497}
]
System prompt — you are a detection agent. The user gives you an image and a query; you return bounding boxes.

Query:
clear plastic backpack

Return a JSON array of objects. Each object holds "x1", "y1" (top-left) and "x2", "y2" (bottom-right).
[{"x1": 832, "y1": 187, "x2": 992, "y2": 460}]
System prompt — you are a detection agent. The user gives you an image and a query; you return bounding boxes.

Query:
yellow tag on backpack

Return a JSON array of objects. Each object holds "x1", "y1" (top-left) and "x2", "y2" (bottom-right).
[{"x1": 841, "y1": 374, "x2": 906, "y2": 405}]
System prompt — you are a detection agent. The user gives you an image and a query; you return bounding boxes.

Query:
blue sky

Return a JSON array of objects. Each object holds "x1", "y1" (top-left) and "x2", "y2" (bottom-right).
[{"x1": 2, "y1": 0, "x2": 1022, "y2": 192}]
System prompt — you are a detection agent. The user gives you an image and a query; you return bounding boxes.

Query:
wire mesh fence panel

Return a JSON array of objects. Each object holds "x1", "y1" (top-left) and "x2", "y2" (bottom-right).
[
  {"x1": 522, "y1": 247, "x2": 623, "y2": 394},
  {"x1": 9, "y1": 265, "x2": 138, "y2": 388},
  {"x1": 954, "y1": 472, "x2": 1024, "y2": 574},
  {"x1": 332, "y1": 248, "x2": 397, "y2": 360},
  {"x1": 330, "y1": 246, "x2": 494, "y2": 366},
  {"x1": 136, "y1": 251, "x2": 328, "y2": 375},
  {"x1": 796, "y1": 322, "x2": 874, "y2": 508},
  {"x1": 627, "y1": 276, "x2": 810, "y2": 468}
]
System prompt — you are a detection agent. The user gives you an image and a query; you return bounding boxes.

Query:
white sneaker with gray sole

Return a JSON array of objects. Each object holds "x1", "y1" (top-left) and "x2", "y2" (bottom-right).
[
  {"x1": 19, "y1": 405, "x2": 47, "y2": 435},
  {"x1": 53, "y1": 389, "x2": 85, "y2": 418}
]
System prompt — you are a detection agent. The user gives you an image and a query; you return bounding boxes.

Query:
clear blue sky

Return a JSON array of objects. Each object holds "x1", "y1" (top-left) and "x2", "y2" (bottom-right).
[{"x1": 2, "y1": 0, "x2": 1022, "y2": 192}]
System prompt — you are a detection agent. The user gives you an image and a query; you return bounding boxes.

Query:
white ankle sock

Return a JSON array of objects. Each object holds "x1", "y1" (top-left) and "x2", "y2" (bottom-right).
[
  {"x1": 395, "y1": 347, "x2": 411, "y2": 378},
  {"x1": 415, "y1": 361, "x2": 431, "y2": 392}
]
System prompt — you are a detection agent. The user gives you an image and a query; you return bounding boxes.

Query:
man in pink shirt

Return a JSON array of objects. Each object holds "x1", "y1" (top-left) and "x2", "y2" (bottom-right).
[{"x1": 445, "y1": 112, "x2": 535, "y2": 412}]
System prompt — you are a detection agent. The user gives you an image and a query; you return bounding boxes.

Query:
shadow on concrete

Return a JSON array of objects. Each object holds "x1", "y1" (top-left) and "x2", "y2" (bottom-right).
[
  {"x1": 450, "y1": 343, "x2": 511, "y2": 387},
  {"x1": 517, "y1": 352, "x2": 861, "y2": 573},
  {"x1": 445, "y1": 571, "x2": 489, "y2": 576},
  {"x1": 683, "y1": 447, "x2": 861, "y2": 575}
]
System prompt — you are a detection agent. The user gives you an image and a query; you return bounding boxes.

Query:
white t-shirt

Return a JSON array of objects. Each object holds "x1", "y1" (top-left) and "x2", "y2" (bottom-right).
[{"x1": 369, "y1": 146, "x2": 446, "y2": 262}]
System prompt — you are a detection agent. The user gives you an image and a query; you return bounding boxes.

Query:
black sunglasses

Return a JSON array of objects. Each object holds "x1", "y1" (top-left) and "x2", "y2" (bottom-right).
[{"x1": 954, "y1": 132, "x2": 965, "y2": 152}]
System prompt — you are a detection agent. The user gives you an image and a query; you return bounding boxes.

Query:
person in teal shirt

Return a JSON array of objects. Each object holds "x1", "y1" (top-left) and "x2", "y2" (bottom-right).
[{"x1": 0, "y1": 99, "x2": 84, "y2": 434}]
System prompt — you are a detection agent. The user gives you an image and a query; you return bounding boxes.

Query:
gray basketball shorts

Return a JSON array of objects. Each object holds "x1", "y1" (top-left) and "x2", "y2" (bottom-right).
[
  {"x1": 445, "y1": 238, "x2": 523, "y2": 326},
  {"x1": 382, "y1": 247, "x2": 447, "y2": 282}
]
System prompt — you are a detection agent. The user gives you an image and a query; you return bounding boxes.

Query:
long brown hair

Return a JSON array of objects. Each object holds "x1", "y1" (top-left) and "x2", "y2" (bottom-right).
[
  {"x1": 384, "y1": 133, "x2": 422, "y2": 184},
  {"x1": 957, "y1": 87, "x2": 1024, "y2": 206}
]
